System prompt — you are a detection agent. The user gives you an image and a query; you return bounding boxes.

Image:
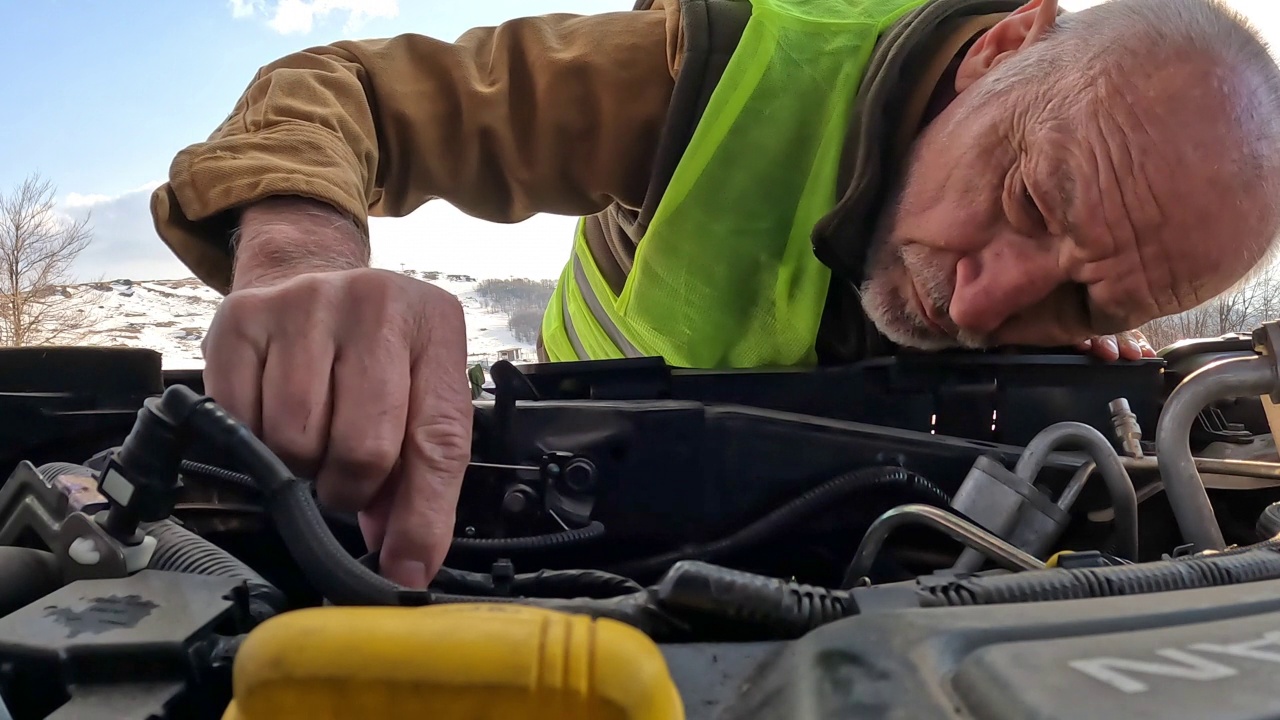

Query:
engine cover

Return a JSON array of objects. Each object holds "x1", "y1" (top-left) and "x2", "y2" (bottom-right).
[{"x1": 669, "y1": 576, "x2": 1280, "y2": 719}]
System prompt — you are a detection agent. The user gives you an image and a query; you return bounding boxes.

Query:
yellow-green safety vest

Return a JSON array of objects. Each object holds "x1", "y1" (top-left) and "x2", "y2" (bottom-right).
[{"x1": 541, "y1": 0, "x2": 929, "y2": 369}]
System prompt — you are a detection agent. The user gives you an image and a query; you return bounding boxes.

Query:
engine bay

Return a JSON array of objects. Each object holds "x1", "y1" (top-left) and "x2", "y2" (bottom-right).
[{"x1": 4, "y1": 327, "x2": 1280, "y2": 719}]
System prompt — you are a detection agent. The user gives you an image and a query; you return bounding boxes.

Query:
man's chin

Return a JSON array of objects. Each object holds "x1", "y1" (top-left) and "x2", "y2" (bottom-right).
[{"x1": 870, "y1": 317, "x2": 965, "y2": 352}]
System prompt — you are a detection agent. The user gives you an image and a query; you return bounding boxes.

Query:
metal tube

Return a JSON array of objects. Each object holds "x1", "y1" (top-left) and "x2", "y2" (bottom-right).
[
  {"x1": 843, "y1": 504, "x2": 1045, "y2": 585},
  {"x1": 1155, "y1": 355, "x2": 1278, "y2": 551},
  {"x1": 1012, "y1": 422, "x2": 1139, "y2": 561},
  {"x1": 1124, "y1": 456, "x2": 1280, "y2": 481},
  {"x1": 1055, "y1": 459, "x2": 1095, "y2": 512}
]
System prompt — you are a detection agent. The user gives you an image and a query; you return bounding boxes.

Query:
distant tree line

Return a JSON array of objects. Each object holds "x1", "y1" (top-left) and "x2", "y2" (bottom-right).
[
  {"x1": 1140, "y1": 261, "x2": 1280, "y2": 350},
  {"x1": 474, "y1": 278, "x2": 558, "y2": 344}
]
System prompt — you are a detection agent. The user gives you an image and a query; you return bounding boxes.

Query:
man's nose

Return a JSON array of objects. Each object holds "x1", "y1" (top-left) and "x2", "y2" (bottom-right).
[{"x1": 947, "y1": 243, "x2": 1061, "y2": 336}]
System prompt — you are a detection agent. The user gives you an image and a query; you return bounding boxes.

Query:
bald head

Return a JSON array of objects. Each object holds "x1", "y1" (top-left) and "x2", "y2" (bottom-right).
[{"x1": 859, "y1": 0, "x2": 1280, "y2": 352}]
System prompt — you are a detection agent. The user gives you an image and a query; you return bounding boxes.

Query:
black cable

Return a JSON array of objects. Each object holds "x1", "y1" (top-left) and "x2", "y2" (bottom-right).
[
  {"x1": 451, "y1": 521, "x2": 606, "y2": 552},
  {"x1": 917, "y1": 544, "x2": 1280, "y2": 607},
  {"x1": 1258, "y1": 502, "x2": 1280, "y2": 541},
  {"x1": 179, "y1": 460, "x2": 260, "y2": 493},
  {"x1": 162, "y1": 387, "x2": 621, "y2": 608},
  {"x1": 427, "y1": 563, "x2": 642, "y2": 599},
  {"x1": 653, "y1": 560, "x2": 855, "y2": 640},
  {"x1": 608, "y1": 466, "x2": 950, "y2": 578},
  {"x1": 134, "y1": 385, "x2": 863, "y2": 641}
]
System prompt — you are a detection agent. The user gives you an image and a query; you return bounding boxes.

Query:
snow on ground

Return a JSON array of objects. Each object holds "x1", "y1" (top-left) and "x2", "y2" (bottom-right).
[{"x1": 71, "y1": 271, "x2": 538, "y2": 370}]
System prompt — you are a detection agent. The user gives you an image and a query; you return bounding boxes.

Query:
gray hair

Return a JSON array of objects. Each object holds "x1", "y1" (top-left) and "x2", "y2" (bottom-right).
[{"x1": 981, "y1": 0, "x2": 1280, "y2": 266}]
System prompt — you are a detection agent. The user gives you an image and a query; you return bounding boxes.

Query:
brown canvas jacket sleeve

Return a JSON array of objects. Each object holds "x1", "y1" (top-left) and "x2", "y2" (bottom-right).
[{"x1": 151, "y1": 5, "x2": 684, "y2": 294}]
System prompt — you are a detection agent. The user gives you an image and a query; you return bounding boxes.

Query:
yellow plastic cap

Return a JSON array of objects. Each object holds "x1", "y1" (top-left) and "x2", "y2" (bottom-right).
[{"x1": 221, "y1": 603, "x2": 685, "y2": 720}]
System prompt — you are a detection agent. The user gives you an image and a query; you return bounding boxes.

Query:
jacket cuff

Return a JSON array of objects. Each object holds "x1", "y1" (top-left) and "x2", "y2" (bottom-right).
[{"x1": 150, "y1": 123, "x2": 371, "y2": 294}]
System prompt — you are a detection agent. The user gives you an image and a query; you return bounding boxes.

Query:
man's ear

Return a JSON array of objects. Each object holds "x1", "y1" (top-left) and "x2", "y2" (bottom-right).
[{"x1": 955, "y1": 0, "x2": 1059, "y2": 93}]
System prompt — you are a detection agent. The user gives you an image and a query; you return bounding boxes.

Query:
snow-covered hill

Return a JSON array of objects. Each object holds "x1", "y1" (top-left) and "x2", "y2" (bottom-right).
[{"x1": 70, "y1": 271, "x2": 539, "y2": 369}]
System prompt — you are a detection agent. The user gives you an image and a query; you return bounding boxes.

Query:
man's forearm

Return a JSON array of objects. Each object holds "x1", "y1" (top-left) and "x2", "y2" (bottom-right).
[{"x1": 232, "y1": 197, "x2": 370, "y2": 290}]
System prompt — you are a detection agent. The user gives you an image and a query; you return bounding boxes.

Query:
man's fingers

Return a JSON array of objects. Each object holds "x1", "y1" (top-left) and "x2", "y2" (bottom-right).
[
  {"x1": 1087, "y1": 335, "x2": 1120, "y2": 360},
  {"x1": 261, "y1": 339, "x2": 336, "y2": 478},
  {"x1": 1079, "y1": 332, "x2": 1155, "y2": 361},
  {"x1": 357, "y1": 475, "x2": 397, "y2": 556},
  {"x1": 1116, "y1": 333, "x2": 1144, "y2": 360},
  {"x1": 202, "y1": 324, "x2": 266, "y2": 435},
  {"x1": 377, "y1": 411, "x2": 469, "y2": 588},
  {"x1": 1132, "y1": 331, "x2": 1158, "y2": 357},
  {"x1": 316, "y1": 341, "x2": 411, "y2": 513},
  {"x1": 377, "y1": 298, "x2": 472, "y2": 588}
]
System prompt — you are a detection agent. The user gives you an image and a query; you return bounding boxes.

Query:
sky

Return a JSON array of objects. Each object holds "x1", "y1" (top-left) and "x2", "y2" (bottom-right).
[{"x1": 2, "y1": 0, "x2": 1279, "y2": 283}]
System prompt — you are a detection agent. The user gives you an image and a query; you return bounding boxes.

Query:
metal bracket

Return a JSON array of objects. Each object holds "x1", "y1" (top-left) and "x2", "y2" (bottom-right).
[{"x1": 0, "y1": 461, "x2": 130, "y2": 582}]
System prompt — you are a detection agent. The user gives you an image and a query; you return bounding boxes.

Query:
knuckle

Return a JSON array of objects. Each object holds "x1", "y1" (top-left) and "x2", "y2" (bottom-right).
[
  {"x1": 220, "y1": 287, "x2": 273, "y2": 318},
  {"x1": 331, "y1": 435, "x2": 402, "y2": 481},
  {"x1": 410, "y1": 417, "x2": 471, "y2": 477},
  {"x1": 435, "y1": 290, "x2": 466, "y2": 329},
  {"x1": 345, "y1": 267, "x2": 396, "y2": 298}
]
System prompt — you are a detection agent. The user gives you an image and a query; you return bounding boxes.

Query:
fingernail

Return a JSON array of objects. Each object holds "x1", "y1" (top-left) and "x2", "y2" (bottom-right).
[
  {"x1": 382, "y1": 559, "x2": 428, "y2": 589},
  {"x1": 1120, "y1": 338, "x2": 1139, "y2": 357},
  {"x1": 1103, "y1": 336, "x2": 1119, "y2": 355}
]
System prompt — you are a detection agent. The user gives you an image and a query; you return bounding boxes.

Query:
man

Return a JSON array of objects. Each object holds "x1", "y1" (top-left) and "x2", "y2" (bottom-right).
[{"x1": 150, "y1": 0, "x2": 1280, "y2": 588}]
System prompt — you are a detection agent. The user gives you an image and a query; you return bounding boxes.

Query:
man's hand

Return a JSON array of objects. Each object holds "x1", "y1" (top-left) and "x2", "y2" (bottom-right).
[
  {"x1": 1075, "y1": 329, "x2": 1157, "y2": 361},
  {"x1": 202, "y1": 197, "x2": 473, "y2": 589}
]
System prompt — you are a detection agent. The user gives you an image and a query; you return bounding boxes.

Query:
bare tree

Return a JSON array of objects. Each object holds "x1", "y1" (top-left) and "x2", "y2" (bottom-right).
[{"x1": 0, "y1": 173, "x2": 96, "y2": 346}]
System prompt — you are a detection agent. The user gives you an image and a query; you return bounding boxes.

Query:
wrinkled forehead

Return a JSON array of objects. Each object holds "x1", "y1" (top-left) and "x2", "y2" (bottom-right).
[{"x1": 1062, "y1": 77, "x2": 1278, "y2": 327}]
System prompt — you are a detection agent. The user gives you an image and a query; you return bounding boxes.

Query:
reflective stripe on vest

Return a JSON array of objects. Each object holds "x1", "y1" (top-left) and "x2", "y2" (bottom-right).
[
  {"x1": 541, "y1": 0, "x2": 930, "y2": 368},
  {"x1": 545, "y1": 219, "x2": 647, "y2": 362}
]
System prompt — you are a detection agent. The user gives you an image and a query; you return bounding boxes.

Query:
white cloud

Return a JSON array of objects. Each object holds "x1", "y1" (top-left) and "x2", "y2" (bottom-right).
[
  {"x1": 228, "y1": 0, "x2": 261, "y2": 19},
  {"x1": 56, "y1": 182, "x2": 574, "y2": 285},
  {"x1": 59, "y1": 182, "x2": 191, "y2": 283},
  {"x1": 229, "y1": 0, "x2": 398, "y2": 35},
  {"x1": 62, "y1": 192, "x2": 114, "y2": 209},
  {"x1": 368, "y1": 205, "x2": 574, "y2": 282}
]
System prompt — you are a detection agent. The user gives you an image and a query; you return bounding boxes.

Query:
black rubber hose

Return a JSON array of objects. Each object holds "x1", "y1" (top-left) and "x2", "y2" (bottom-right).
[
  {"x1": 1258, "y1": 502, "x2": 1280, "y2": 541},
  {"x1": 917, "y1": 545, "x2": 1280, "y2": 607},
  {"x1": 654, "y1": 560, "x2": 855, "y2": 639},
  {"x1": 271, "y1": 480, "x2": 406, "y2": 606},
  {"x1": 451, "y1": 522, "x2": 606, "y2": 552},
  {"x1": 609, "y1": 466, "x2": 950, "y2": 578},
  {"x1": 172, "y1": 388, "x2": 649, "y2": 612},
  {"x1": 428, "y1": 563, "x2": 642, "y2": 599},
  {"x1": 0, "y1": 547, "x2": 61, "y2": 616},
  {"x1": 170, "y1": 389, "x2": 405, "y2": 606},
  {"x1": 144, "y1": 519, "x2": 286, "y2": 624},
  {"x1": 513, "y1": 568, "x2": 642, "y2": 598}
]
